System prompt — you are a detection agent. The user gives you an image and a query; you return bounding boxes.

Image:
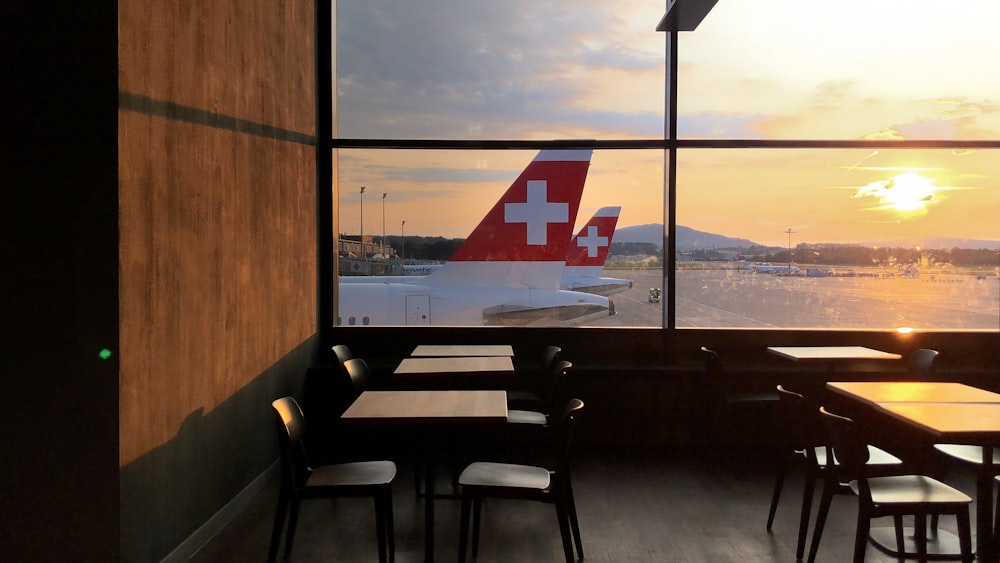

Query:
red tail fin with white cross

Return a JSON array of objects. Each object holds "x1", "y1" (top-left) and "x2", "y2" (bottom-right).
[{"x1": 426, "y1": 149, "x2": 592, "y2": 288}]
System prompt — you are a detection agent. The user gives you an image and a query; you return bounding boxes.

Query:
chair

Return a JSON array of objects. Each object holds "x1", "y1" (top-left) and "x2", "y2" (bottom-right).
[
  {"x1": 507, "y1": 345, "x2": 562, "y2": 412},
  {"x1": 332, "y1": 344, "x2": 354, "y2": 370},
  {"x1": 342, "y1": 357, "x2": 375, "y2": 399},
  {"x1": 908, "y1": 348, "x2": 939, "y2": 379},
  {"x1": 268, "y1": 397, "x2": 396, "y2": 563},
  {"x1": 807, "y1": 407, "x2": 973, "y2": 563},
  {"x1": 699, "y1": 346, "x2": 779, "y2": 443},
  {"x1": 767, "y1": 386, "x2": 903, "y2": 560},
  {"x1": 507, "y1": 359, "x2": 573, "y2": 426},
  {"x1": 457, "y1": 399, "x2": 585, "y2": 563}
]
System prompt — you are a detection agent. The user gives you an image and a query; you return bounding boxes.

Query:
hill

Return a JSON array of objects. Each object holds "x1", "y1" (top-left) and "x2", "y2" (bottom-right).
[{"x1": 613, "y1": 224, "x2": 761, "y2": 251}]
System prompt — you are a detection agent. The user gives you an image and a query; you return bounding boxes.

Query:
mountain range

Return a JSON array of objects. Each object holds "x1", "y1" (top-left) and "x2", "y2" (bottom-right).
[{"x1": 613, "y1": 224, "x2": 1000, "y2": 251}]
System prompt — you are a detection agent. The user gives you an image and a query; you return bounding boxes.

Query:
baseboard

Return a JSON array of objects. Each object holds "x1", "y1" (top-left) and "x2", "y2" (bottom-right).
[{"x1": 160, "y1": 460, "x2": 279, "y2": 563}]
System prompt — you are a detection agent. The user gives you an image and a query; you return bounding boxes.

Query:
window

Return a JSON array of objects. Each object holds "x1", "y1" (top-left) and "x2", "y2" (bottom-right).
[{"x1": 332, "y1": 0, "x2": 1000, "y2": 330}]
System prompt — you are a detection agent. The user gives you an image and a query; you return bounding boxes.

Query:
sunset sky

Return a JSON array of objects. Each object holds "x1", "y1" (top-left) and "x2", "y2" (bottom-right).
[{"x1": 336, "y1": 0, "x2": 999, "y2": 248}]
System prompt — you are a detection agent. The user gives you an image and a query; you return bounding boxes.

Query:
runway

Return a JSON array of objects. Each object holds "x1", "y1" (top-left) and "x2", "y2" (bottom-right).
[{"x1": 588, "y1": 268, "x2": 1000, "y2": 329}]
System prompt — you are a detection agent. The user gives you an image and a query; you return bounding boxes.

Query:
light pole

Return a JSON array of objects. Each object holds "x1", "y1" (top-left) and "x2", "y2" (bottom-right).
[
  {"x1": 785, "y1": 227, "x2": 795, "y2": 272},
  {"x1": 382, "y1": 192, "x2": 387, "y2": 254},
  {"x1": 401, "y1": 220, "x2": 406, "y2": 260},
  {"x1": 359, "y1": 186, "x2": 365, "y2": 257}
]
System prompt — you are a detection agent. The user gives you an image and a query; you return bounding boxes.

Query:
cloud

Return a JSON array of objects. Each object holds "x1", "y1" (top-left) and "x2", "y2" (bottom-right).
[{"x1": 337, "y1": 0, "x2": 666, "y2": 139}]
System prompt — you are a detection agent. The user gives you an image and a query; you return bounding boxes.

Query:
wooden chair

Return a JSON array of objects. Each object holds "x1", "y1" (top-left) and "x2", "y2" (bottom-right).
[
  {"x1": 268, "y1": 397, "x2": 396, "y2": 563},
  {"x1": 342, "y1": 357, "x2": 375, "y2": 399},
  {"x1": 507, "y1": 345, "x2": 562, "y2": 411},
  {"x1": 908, "y1": 348, "x2": 939, "y2": 379},
  {"x1": 507, "y1": 360, "x2": 573, "y2": 426},
  {"x1": 457, "y1": 399, "x2": 585, "y2": 563},
  {"x1": 332, "y1": 343, "x2": 354, "y2": 371},
  {"x1": 767, "y1": 386, "x2": 902, "y2": 560},
  {"x1": 699, "y1": 346, "x2": 779, "y2": 443},
  {"x1": 807, "y1": 407, "x2": 973, "y2": 563}
]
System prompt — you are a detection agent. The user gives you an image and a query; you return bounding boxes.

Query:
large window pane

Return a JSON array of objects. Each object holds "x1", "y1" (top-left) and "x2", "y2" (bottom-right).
[
  {"x1": 676, "y1": 148, "x2": 1000, "y2": 329},
  {"x1": 679, "y1": 0, "x2": 1000, "y2": 140},
  {"x1": 337, "y1": 1, "x2": 665, "y2": 140},
  {"x1": 336, "y1": 149, "x2": 663, "y2": 327}
]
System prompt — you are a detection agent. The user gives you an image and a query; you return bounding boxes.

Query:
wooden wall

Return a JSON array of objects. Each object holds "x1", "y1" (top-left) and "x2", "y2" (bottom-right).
[{"x1": 118, "y1": 1, "x2": 318, "y2": 560}]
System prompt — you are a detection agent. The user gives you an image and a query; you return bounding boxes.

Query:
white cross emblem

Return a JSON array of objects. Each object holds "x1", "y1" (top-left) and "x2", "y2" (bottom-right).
[
  {"x1": 504, "y1": 180, "x2": 568, "y2": 245},
  {"x1": 576, "y1": 225, "x2": 608, "y2": 258}
]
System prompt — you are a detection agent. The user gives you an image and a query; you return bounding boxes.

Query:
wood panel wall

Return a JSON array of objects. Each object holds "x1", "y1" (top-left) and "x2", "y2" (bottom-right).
[{"x1": 118, "y1": 1, "x2": 317, "y2": 560}]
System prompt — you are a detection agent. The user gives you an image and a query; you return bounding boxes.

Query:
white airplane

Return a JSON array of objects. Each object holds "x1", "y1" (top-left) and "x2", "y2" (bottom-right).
[
  {"x1": 393, "y1": 207, "x2": 632, "y2": 296},
  {"x1": 561, "y1": 206, "x2": 633, "y2": 296},
  {"x1": 742, "y1": 262, "x2": 802, "y2": 275},
  {"x1": 337, "y1": 149, "x2": 616, "y2": 326}
]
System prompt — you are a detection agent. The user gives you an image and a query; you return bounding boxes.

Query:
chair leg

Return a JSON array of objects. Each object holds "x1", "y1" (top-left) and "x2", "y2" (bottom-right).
[
  {"x1": 806, "y1": 478, "x2": 836, "y2": 563},
  {"x1": 893, "y1": 514, "x2": 905, "y2": 557},
  {"x1": 267, "y1": 489, "x2": 289, "y2": 563},
  {"x1": 565, "y1": 483, "x2": 584, "y2": 560},
  {"x1": 284, "y1": 498, "x2": 302, "y2": 557},
  {"x1": 373, "y1": 496, "x2": 387, "y2": 563},
  {"x1": 472, "y1": 497, "x2": 483, "y2": 561},
  {"x1": 852, "y1": 505, "x2": 871, "y2": 563},
  {"x1": 384, "y1": 488, "x2": 395, "y2": 562},
  {"x1": 767, "y1": 448, "x2": 792, "y2": 531},
  {"x1": 555, "y1": 500, "x2": 575, "y2": 563},
  {"x1": 956, "y1": 507, "x2": 974, "y2": 563},
  {"x1": 458, "y1": 496, "x2": 472, "y2": 563},
  {"x1": 796, "y1": 463, "x2": 818, "y2": 560}
]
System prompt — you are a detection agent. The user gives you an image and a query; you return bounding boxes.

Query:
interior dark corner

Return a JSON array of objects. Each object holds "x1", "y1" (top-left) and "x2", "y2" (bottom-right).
[{"x1": 5, "y1": 1, "x2": 999, "y2": 562}]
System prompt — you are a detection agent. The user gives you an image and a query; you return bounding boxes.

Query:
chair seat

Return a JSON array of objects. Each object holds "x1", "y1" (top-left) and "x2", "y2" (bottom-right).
[
  {"x1": 934, "y1": 443, "x2": 1000, "y2": 465},
  {"x1": 726, "y1": 392, "x2": 779, "y2": 405},
  {"x1": 459, "y1": 461, "x2": 551, "y2": 490},
  {"x1": 813, "y1": 444, "x2": 903, "y2": 467},
  {"x1": 507, "y1": 409, "x2": 547, "y2": 425},
  {"x1": 308, "y1": 460, "x2": 397, "y2": 487},
  {"x1": 507, "y1": 389, "x2": 544, "y2": 411},
  {"x1": 853, "y1": 475, "x2": 972, "y2": 505}
]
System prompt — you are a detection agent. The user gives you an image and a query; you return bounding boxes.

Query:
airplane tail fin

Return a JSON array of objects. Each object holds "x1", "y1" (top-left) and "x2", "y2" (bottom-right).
[
  {"x1": 566, "y1": 206, "x2": 621, "y2": 268},
  {"x1": 427, "y1": 149, "x2": 593, "y2": 288}
]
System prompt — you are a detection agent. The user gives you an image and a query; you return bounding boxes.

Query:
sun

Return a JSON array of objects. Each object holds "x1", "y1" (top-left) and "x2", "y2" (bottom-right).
[{"x1": 852, "y1": 172, "x2": 938, "y2": 217}]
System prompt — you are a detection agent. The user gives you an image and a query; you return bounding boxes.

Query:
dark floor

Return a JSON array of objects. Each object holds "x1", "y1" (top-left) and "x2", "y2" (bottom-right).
[{"x1": 188, "y1": 444, "x2": 986, "y2": 562}]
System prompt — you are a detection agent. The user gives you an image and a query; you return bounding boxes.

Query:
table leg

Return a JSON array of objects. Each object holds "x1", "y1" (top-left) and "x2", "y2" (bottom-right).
[
  {"x1": 424, "y1": 459, "x2": 435, "y2": 563},
  {"x1": 978, "y1": 447, "x2": 997, "y2": 563}
]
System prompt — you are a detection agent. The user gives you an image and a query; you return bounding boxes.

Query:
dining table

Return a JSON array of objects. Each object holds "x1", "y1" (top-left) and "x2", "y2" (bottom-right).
[
  {"x1": 341, "y1": 389, "x2": 508, "y2": 563},
  {"x1": 826, "y1": 380, "x2": 1000, "y2": 560},
  {"x1": 768, "y1": 345, "x2": 902, "y2": 374},
  {"x1": 391, "y1": 355, "x2": 515, "y2": 389},
  {"x1": 410, "y1": 344, "x2": 514, "y2": 357}
]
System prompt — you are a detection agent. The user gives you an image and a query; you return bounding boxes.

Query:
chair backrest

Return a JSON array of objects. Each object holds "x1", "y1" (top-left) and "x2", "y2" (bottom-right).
[
  {"x1": 775, "y1": 385, "x2": 810, "y2": 448},
  {"x1": 552, "y1": 398, "x2": 585, "y2": 479},
  {"x1": 332, "y1": 344, "x2": 354, "y2": 369},
  {"x1": 700, "y1": 346, "x2": 724, "y2": 378},
  {"x1": 699, "y1": 346, "x2": 729, "y2": 397},
  {"x1": 542, "y1": 360, "x2": 573, "y2": 413},
  {"x1": 818, "y1": 407, "x2": 873, "y2": 497},
  {"x1": 541, "y1": 345, "x2": 562, "y2": 373},
  {"x1": 272, "y1": 396, "x2": 311, "y2": 489},
  {"x1": 342, "y1": 357, "x2": 372, "y2": 396},
  {"x1": 908, "y1": 348, "x2": 939, "y2": 379}
]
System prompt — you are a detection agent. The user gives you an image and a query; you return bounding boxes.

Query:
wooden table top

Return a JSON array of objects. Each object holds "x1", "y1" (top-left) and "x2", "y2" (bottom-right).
[
  {"x1": 393, "y1": 356, "x2": 514, "y2": 376},
  {"x1": 877, "y1": 402, "x2": 1000, "y2": 442},
  {"x1": 411, "y1": 344, "x2": 514, "y2": 357},
  {"x1": 828, "y1": 381, "x2": 1000, "y2": 406},
  {"x1": 768, "y1": 345, "x2": 902, "y2": 362},
  {"x1": 341, "y1": 390, "x2": 508, "y2": 424}
]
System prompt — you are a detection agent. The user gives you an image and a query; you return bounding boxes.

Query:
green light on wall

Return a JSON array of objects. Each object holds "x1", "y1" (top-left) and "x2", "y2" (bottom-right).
[{"x1": 99, "y1": 348, "x2": 113, "y2": 360}]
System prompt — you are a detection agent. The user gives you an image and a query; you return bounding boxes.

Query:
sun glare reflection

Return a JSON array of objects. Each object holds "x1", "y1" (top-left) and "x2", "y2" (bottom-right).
[{"x1": 853, "y1": 172, "x2": 938, "y2": 217}]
